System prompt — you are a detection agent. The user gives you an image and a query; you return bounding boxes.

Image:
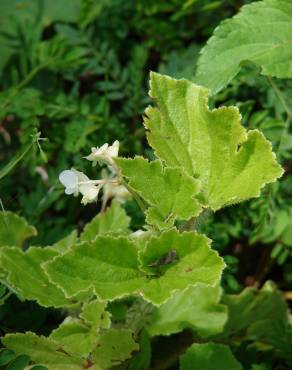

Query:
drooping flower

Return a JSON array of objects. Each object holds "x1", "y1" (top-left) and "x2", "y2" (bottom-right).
[
  {"x1": 84, "y1": 140, "x2": 119, "y2": 167},
  {"x1": 101, "y1": 169, "x2": 130, "y2": 205},
  {"x1": 59, "y1": 168, "x2": 101, "y2": 205}
]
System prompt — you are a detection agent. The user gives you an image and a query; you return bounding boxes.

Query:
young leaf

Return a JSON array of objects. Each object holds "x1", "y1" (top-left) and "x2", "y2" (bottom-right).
[
  {"x1": 195, "y1": 0, "x2": 292, "y2": 93},
  {"x1": 0, "y1": 211, "x2": 37, "y2": 247},
  {"x1": 80, "y1": 299, "x2": 111, "y2": 328},
  {"x1": 140, "y1": 229, "x2": 225, "y2": 305},
  {"x1": 144, "y1": 72, "x2": 283, "y2": 210},
  {"x1": 2, "y1": 332, "x2": 85, "y2": 370},
  {"x1": 80, "y1": 201, "x2": 130, "y2": 242},
  {"x1": 0, "y1": 246, "x2": 75, "y2": 308},
  {"x1": 92, "y1": 329, "x2": 139, "y2": 368},
  {"x1": 116, "y1": 157, "x2": 202, "y2": 229},
  {"x1": 147, "y1": 284, "x2": 227, "y2": 337},
  {"x1": 180, "y1": 343, "x2": 243, "y2": 370},
  {"x1": 44, "y1": 236, "x2": 146, "y2": 300}
]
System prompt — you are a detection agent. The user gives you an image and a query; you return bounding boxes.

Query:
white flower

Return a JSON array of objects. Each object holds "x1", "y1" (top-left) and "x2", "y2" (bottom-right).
[
  {"x1": 101, "y1": 169, "x2": 130, "y2": 204},
  {"x1": 85, "y1": 140, "x2": 119, "y2": 167},
  {"x1": 59, "y1": 169, "x2": 100, "y2": 205}
]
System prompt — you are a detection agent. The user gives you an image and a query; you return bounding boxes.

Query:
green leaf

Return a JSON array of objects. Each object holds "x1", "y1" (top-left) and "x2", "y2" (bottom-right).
[
  {"x1": 180, "y1": 343, "x2": 243, "y2": 370},
  {"x1": 2, "y1": 332, "x2": 85, "y2": 370},
  {"x1": 0, "y1": 211, "x2": 37, "y2": 247},
  {"x1": 144, "y1": 72, "x2": 283, "y2": 210},
  {"x1": 49, "y1": 319, "x2": 97, "y2": 358},
  {"x1": 44, "y1": 236, "x2": 146, "y2": 301},
  {"x1": 52, "y1": 230, "x2": 78, "y2": 253},
  {"x1": 80, "y1": 202, "x2": 130, "y2": 242},
  {"x1": 45, "y1": 230, "x2": 224, "y2": 305},
  {"x1": 147, "y1": 284, "x2": 227, "y2": 337},
  {"x1": 5, "y1": 354, "x2": 30, "y2": 370},
  {"x1": 220, "y1": 281, "x2": 288, "y2": 338},
  {"x1": 80, "y1": 299, "x2": 111, "y2": 328},
  {"x1": 140, "y1": 229, "x2": 225, "y2": 305},
  {"x1": 195, "y1": 0, "x2": 292, "y2": 93},
  {"x1": 92, "y1": 329, "x2": 139, "y2": 368},
  {"x1": 116, "y1": 157, "x2": 202, "y2": 229},
  {"x1": 0, "y1": 246, "x2": 75, "y2": 307}
]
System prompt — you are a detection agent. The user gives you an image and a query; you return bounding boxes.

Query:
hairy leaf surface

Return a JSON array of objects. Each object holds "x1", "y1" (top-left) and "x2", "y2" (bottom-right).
[
  {"x1": 116, "y1": 157, "x2": 202, "y2": 229},
  {"x1": 195, "y1": 0, "x2": 292, "y2": 93},
  {"x1": 144, "y1": 73, "x2": 283, "y2": 210},
  {"x1": 147, "y1": 284, "x2": 227, "y2": 337}
]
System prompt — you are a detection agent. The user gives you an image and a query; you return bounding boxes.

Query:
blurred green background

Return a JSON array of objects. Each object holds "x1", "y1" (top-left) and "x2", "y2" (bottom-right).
[{"x1": 0, "y1": 0, "x2": 291, "y2": 353}]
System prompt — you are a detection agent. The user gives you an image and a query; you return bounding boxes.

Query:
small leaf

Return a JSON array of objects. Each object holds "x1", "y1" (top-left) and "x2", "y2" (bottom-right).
[
  {"x1": 147, "y1": 284, "x2": 227, "y2": 337},
  {"x1": 80, "y1": 299, "x2": 111, "y2": 328},
  {"x1": 180, "y1": 343, "x2": 243, "y2": 370},
  {"x1": 195, "y1": 0, "x2": 292, "y2": 93},
  {"x1": 6, "y1": 354, "x2": 30, "y2": 370},
  {"x1": 116, "y1": 157, "x2": 202, "y2": 229},
  {"x1": 0, "y1": 349, "x2": 16, "y2": 366},
  {"x1": 0, "y1": 246, "x2": 74, "y2": 308},
  {"x1": 144, "y1": 72, "x2": 283, "y2": 211},
  {"x1": 0, "y1": 211, "x2": 37, "y2": 247},
  {"x1": 2, "y1": 332, "x2": 85, "y2": 370},
  {"x1": 92, "y1": 329, "x2": 139, "y2": 368},
  {"x1": 80, "y1": 202, "x2": 130, "y2": 242}
]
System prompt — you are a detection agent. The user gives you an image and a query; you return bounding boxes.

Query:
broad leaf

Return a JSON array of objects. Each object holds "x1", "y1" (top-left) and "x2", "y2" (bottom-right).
[
  {"x1": 2, "y1": 332, "x2": 85, "y2": 370},
  {"x1": 92, "y1": 329, "x2": 139, "y2": 368},
  {"x1": 180, "y1": 343, "x2": 243, "y2": 370},
  {"x1": 147, "y1": 284, "x2": 227, "y2": 337},
  {"x1": 44, "y1": 236, "x2": 146, "y2": 300},
  {"x1": 144, "y1": 72, "x2": 283, "y2": 210},
  {"x1": 45, "y1": 230, "x2": 224, "y2": 305},
  {"x1": 52, "y1": 230, "x2": 78, "y2": 253},
  {"x1": 195, "y1": 0, "x2": 292, "y2": 93},
  {"x1": 0, "y1": 211, "x2": 37, "y2": 247},
  {"x1": 0, "y1": 246, "x2": 74, "y2": 307},
  {"x1": 80, "y1": 202, "x2": 130, "y2": 242},
  {"x1": 140, "y1": 229, "x2": 225, "y2": 304},
  {"x1": 116, "y1": 157, "x2": 202, "y2": 229}
]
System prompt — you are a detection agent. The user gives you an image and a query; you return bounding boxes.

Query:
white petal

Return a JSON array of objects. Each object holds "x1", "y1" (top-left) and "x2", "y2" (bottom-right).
[{"x1": 59, "y1": 170, "x2": 78, "y2": 188}]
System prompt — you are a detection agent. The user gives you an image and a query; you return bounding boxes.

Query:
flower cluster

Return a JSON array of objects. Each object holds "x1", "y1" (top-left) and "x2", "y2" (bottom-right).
[{"x1": 59, "y1": 141, "x2": 129, "y2": 205}]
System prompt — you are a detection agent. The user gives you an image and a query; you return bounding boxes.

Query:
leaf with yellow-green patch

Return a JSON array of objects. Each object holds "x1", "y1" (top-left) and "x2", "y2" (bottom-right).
[
  {"x1": 80, "y1": 299, "x2": 111, "y2": 328},
  {"x1": 144, "y1": 72, "x2": 283, "y2": 211},
  {"x1": 116, "y1": 157, "x2": 202, "y2": 229}
]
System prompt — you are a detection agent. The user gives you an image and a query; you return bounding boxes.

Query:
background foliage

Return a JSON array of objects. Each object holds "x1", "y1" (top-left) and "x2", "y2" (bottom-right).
[{"x1": 0, "y1": 0, "x2": 292, "y2": 369}]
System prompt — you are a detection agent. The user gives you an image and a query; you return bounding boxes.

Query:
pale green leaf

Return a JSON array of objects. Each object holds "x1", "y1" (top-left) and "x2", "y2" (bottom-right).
[
  {"x1": 92, "y1": 329, "x2": 139, "y2": 368},
  {"x1": 49, "y1": 319, "x2": 97, "y2": 358},
  {"x1": 116, "y1": 157, "x2": 202, "y2": 229},
  {"x1": 44, "y1": 236, "x2": 146, "y2": 300},
  {"x1": 80, "y1": 299, "x2": 111, "y2": 328},
  {"x1": 180, "y1": 343, "x2": 243, "y2": 370},
  {"x1": 195, "y1": 0, "x2": 292, "y2": 94},
  {"x1": 2, "y1": 332, "x2": 85, "y2": 370},
  {"x1": 0, "y1": 246, "x2": 75, "y2": 307},
  {"x1": 147, "y1": 284, "x2": 227, "y2": 337},
  {"x1": 80, "y1": 202, "x2": 130, "y2": 242},
  {"x1": 140, "y1": 229, "x2": 225, "y2": 305},
  {"x1": 0, "y1": 211, "x2": 37, "y2": 247},
  {"x1": 145, "y1": 72, "x2": 283, "y2": 210}
]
